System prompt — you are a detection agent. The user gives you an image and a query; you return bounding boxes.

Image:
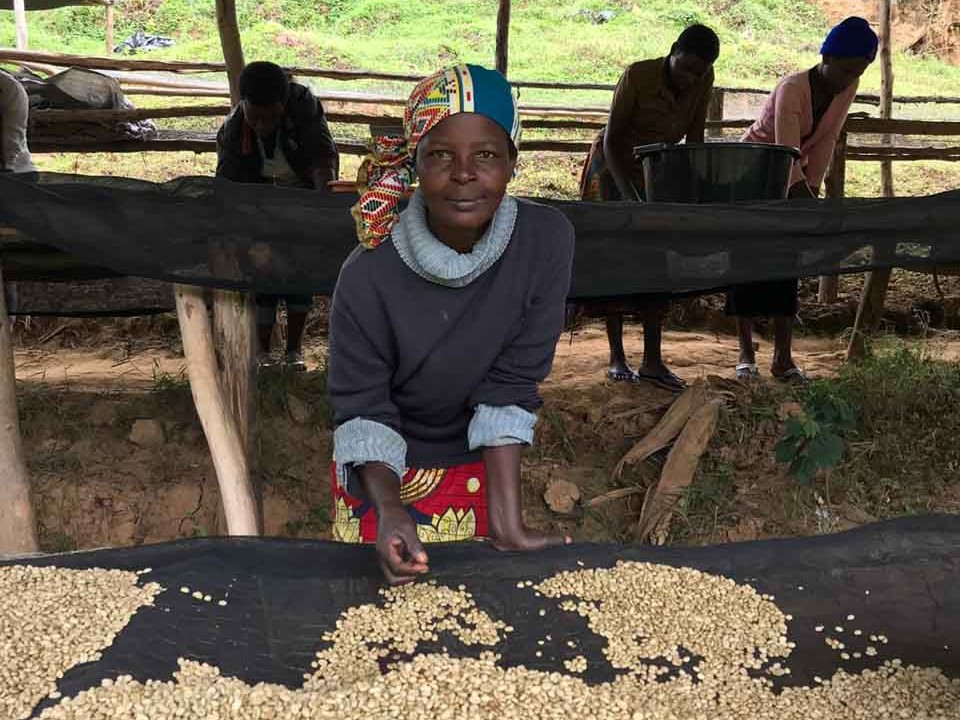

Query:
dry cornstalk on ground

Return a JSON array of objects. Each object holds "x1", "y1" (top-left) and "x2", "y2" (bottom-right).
[
  {"x1": 614, "y1": 381, "x2": 708, "y2": 479},
  {"x1": 638, "y1": 399, "x2": 723, "y2": 544}
]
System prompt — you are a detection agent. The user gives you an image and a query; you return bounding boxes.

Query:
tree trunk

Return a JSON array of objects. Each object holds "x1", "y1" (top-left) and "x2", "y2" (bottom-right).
[
  {"x1": 13, "y1": 0, "x2": 28, "y2": 50},
  {"x1": 847, "y1": 0, "x2": 895, "y2": 361},
  {"x1": 0, "y1": 265, "x2": 38, "y2": 554},
  {"x1": 175, "y1": 285, "x2": 258, "y2": 536},
  {"x1": 495, "y1": 0, "x2": 511, "y2": 75}
]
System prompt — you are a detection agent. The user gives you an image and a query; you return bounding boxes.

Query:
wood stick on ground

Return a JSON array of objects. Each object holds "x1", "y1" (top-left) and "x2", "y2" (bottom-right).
[
  {"x1": 0, "y1": 265, "x2": 38, "y2": 553},
  {"x1": 614, "y1": 381, "x2": 706, "y2": 479},
  {"x1": 174, "y1": 284, "x2": 258, "y2": 536},
  {"x1": 638, "y1": 399, "x2": 722, "y2": 545},
  {"x1": 588, "y1": 485, "x2": 647, "y2": 508}
]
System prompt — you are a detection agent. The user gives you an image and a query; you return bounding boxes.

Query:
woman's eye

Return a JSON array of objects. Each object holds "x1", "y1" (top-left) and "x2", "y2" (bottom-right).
[
  {"x1": 431, "y1": 149, "x2": 452, "y2": 159},
  {"x1": 477, "y1": 150, "x2": 497, "y2": 159}
]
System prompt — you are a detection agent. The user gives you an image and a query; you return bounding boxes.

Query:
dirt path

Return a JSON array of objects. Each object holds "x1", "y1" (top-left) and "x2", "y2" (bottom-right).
[
  {"x1": 14, "y1": 328, "x2": 848, "y2": 391},
  {"x1": 550, "y1": 326, "x2": 846, "y2": 388}
]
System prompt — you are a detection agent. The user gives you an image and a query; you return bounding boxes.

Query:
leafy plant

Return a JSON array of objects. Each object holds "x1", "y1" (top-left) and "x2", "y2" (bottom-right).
[{"x1": 775, "y1": 386, "x2": 855, "y2": 484}]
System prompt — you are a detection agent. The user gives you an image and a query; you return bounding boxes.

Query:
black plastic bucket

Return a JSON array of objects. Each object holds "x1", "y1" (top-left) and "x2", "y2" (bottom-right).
[{"x1": 634, "y1": 142, "x2": 800, "y2": 203}]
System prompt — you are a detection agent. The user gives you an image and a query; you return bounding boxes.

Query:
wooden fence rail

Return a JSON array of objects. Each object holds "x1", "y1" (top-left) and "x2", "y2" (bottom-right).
[{"x1": 6, "y1": 47, "x2": 960, "y2": 106}]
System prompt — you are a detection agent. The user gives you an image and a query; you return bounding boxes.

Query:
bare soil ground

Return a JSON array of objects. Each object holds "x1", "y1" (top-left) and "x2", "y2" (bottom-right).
[
  {"x1": 12, "y1": 266, "x2": 960, "y2": 553},
  {"x1": 3, "y1": 320, "x2": 863, "y2": 553}
]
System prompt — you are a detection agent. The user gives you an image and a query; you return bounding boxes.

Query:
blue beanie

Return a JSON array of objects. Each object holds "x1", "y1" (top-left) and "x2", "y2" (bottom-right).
[{"x1": 821, "y1": 16, "x2": 879, "y2": 61}]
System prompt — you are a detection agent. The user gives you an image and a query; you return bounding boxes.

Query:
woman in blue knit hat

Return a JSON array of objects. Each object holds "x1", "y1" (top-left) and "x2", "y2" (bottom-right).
[
  {"x1": 328, "y1": 65, "x2": 575, "y2": 584},
  {"x1": 730, "y1": 17, "x2": 878, "y2": 383}
]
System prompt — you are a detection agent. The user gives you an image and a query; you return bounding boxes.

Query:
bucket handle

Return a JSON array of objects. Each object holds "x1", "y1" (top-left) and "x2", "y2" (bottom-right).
[{"x1": 632, "y1": 142, "x2": 671, "y2": 159}]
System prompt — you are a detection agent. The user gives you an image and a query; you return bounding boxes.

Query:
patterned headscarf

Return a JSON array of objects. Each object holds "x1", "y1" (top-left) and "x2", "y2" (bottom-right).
[{"x1": 351, "y1": 64, "x2": 521, "y2": 249}]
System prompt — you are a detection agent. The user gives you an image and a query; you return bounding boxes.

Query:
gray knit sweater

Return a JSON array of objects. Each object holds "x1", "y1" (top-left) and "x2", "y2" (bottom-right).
[{"x1": 329, "y1": 191, "x2": 575, "y2": 488}]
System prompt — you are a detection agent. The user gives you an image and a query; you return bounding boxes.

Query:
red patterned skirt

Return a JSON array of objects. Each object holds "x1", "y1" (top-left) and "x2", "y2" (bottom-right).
[{"x1": 330, "y1": 462, "x2": 488, "y2": 544}]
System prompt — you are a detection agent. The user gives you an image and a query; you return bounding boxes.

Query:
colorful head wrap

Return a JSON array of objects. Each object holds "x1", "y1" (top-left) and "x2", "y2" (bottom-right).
[
  {"x1": 351, "y1": 64, "x2": 521, "y2": 249},
  {"x1": 820, "y1": 16, "x2": 879, "y2": 62}
]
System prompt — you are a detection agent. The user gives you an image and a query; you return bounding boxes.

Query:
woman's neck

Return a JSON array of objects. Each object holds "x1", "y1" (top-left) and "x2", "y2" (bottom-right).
[
  {"x1": 426, "y1": 215, "x2": 489, "y2": 254},
  {"x1": 811, "y1": 64, "x2": 838, "y2": 98}
]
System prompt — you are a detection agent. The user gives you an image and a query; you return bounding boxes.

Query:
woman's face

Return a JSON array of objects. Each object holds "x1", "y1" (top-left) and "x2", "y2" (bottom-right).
[
  {"x1": 415, "y1": 113, "x2": 516, "y2": 251},
  {"x1": 819, "y1": 55, "x2": 871, "y2": 95}
]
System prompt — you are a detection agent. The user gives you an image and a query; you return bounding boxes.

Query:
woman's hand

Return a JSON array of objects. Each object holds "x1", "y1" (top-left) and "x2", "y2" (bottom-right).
[
  {"x1": 358, "y1": 463, "x2": 430, "y2": 585},
  {"x1": 484, "y1": 445, "x2": 572, "y2": 552},
  {"x1": 788, "y1": 180, "x2": 817, "y2": 199},
  {"x1": 375, "y1": 506, "x2": 429, "y2": 585}
]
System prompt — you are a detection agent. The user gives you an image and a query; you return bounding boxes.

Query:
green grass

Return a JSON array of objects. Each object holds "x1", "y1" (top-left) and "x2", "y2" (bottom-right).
[
  {"x1": 676, "y1": 342, "x2": 960, "y2": 545},
  {"x1": 7, "y1": 0, "x2": 960, "y2": 99}
]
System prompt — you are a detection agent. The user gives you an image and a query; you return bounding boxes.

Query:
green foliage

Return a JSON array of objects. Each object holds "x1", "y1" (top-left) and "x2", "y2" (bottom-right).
[
  {"x1": 776, "y1": 384, "x2": 856, "y2": 484},
  {"x1": 777, "y1": 345, "x2": 960, "y2": 486}
]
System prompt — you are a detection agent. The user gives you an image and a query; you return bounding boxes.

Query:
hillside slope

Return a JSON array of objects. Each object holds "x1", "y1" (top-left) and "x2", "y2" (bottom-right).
[{"x1": 2, "y1": 0, "x2": 960, "y2": 98}]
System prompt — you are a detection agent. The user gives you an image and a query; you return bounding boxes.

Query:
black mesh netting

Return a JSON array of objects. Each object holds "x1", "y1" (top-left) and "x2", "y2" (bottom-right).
[
  {"x1": 5, "y1": 515, "x2": 959, "y2": 718},
  {"x1": 2, "y1": 173, "x2": 960, "y2": 316}
]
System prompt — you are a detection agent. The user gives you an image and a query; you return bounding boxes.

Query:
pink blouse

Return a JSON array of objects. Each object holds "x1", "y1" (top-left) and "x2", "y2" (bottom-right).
[{"x1": 742, "y1": 71, "x2": 857, "y2": 191}]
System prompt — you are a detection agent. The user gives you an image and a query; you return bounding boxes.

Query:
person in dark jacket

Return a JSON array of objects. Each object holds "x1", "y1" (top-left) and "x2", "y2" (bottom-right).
[
  {"x1": 328, "y1": 64, "x2": 574, "y2": 585},
  {"x1": 216, "y1": 61, "x2": 339, "y2": 370}
]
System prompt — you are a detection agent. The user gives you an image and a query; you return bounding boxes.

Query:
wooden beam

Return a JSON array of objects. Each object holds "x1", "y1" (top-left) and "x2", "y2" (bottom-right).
[
  {"x1": 848, "y1": 0, "x2": 895, "y2": 362},
  {"x1": 880, "y1": 0, "x2": 895, "y2": 199},
  {"x1": 174, "y1": 285, "x2": 258, "y2": 536},
  {"x1": 5, "y1": 48, "x2": 960, "y2": 105},
  {"x1": 818, "y1": 130, "x2": 848, "y2": 303},
  {"x1": 495, "y1": 0, "x2": 511, "y2": 75},
  {"x1": 0, "y1": 264, "x2": 38, "y2": 554},
  {"x1": 215, "y1": 0, "x2": 245, "y2": 104},
  {"x1": 3, "y1": 46, "x2": 960, "y2": 108},
  {"x1": 105, "y1": 3, "x2": 115, "y2": 56},
  {"x1": 13, "y1": 0, "x2": 28, "y2": 50},
  {"x1": 213, "y1": 0, "x2": 259, "y2": 532},
  {"x1": 32, "y1": 105, "x2": 232, "y2": 123},
  {"x1": 707, "y1": 89, "x2": 725, "y2": 139}
]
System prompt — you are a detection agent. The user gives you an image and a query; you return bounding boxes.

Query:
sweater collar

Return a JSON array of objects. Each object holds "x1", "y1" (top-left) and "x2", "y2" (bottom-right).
[{"x1": 391, "y1": 189, "x2": 518, "y2": 288}]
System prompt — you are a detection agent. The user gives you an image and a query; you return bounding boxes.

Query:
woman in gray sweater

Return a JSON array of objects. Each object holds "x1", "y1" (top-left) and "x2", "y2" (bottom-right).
[{"x1": 328, "y1": 64, "x2": 575, "y2": 584}]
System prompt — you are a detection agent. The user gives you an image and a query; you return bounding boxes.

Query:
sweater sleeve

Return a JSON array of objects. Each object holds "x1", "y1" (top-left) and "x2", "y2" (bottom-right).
[
  {"x1": 328, "y1": 255, "x2": 406, "y2": 488},
  {"x1": 467, "y1": 208, "x2": 575, "y2": 445}
]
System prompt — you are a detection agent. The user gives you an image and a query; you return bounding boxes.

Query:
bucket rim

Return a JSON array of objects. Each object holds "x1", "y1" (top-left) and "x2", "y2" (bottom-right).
[{"x1": 633, "y1": 142, "x2": 801, "y2": 159}]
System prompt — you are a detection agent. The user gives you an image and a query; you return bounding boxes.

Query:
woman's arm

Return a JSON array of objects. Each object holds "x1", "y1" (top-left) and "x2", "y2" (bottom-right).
[
  {"x1": 603, "y1": 67, "x2": 641, "y2": 201},
  {"x1": 469, "y1": 209, "x2": 575, "y2": 550},
  {"x1": 685, "y1": 68, "x2": 715, "y2": 144},
  {"x1": 773, "y1": 82, "x2": 812, "y2": 192},
  {"x1": 329, "y1": 258, "x2": 426, "y2": 584},
  {"x1": 484, "y1": 445, "x2": 569, "y2": 550},
  {"x1": 358, "y1": 463, "x2": 429, "y2": 584}
]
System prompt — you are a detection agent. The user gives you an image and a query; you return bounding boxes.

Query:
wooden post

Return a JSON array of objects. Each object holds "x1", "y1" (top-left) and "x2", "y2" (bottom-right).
[
  {"x1": 495, "y1": 0, "x2": 511, "y2": 75},
  {"x1": 0, "y1": 265, "x2": 38, "y2": 554},
  {"x1": 105, "y1": 3, "x2": 115, "y2": 55},
  {"x1": 706, "y1": 89, "x2": 724, "y2": 139},
  {"x1": 13, "y1": 0, "x2": 28, "y2": 50},
  {"x1": 818, "y1": 129, "x2": 847, "y2": 303},
  {"x1": 175, "y1": 286, "x2": 258, "y2": 535},
  {"x1": 216, "y1": 0, "x2": 245, "y2": 103},
  {"x1": 847, "y1": 0, "x2": 895, "y2": 361},
  {"x1": 212, "y1": 0, "x2": 261, "y2": 530}
]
